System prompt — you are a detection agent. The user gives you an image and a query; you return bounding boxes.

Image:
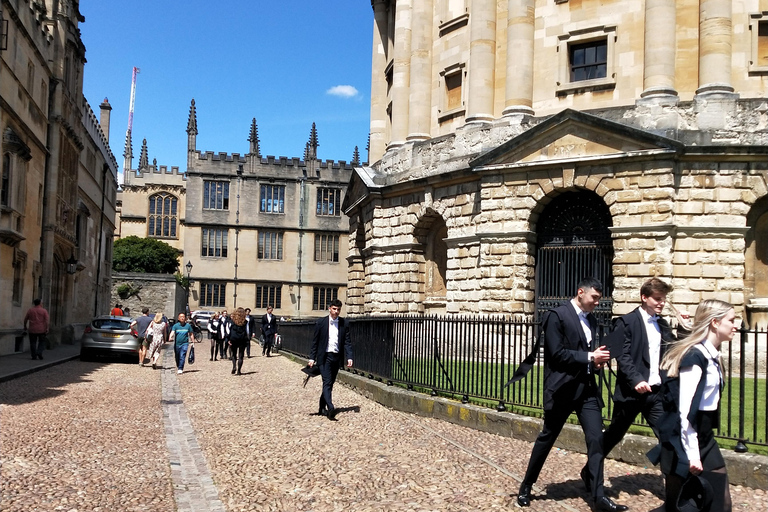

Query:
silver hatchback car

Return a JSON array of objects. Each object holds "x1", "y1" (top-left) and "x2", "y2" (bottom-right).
[{"x1": 80, "y1": 316, "x2": 140, "y2": 360}]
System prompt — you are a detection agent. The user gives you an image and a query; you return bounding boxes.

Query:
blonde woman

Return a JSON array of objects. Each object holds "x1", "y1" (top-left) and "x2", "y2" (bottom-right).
[
  {"x1": 147, "y1": 312, "x2": 168, "y2": 370},
  {"x1": 654, "y1": 299, "x2": 737, "y2": 512}
]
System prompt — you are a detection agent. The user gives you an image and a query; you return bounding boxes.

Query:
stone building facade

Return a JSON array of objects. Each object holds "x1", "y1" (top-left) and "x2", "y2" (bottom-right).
[
  {"x1": 345, "y1": 0, "x2": 768, "y2": 328},
  {"x1": 0, "y1": 0, "x2": 118, "y2": 355},
  {"x1": 114, "y1": 101, "x2": 356, "y2": 320}
]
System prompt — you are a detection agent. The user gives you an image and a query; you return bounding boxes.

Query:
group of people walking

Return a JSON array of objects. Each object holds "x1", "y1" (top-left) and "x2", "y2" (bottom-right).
[
  {"x1": 205, "y1": 306, "x2": 279, "y2": 375},
  {"x1": 514, "y1": 277, "x2": 735, "y2": 512},
  {"x1": 130, "y1": 307, "x2": 169, "y2": 370}
]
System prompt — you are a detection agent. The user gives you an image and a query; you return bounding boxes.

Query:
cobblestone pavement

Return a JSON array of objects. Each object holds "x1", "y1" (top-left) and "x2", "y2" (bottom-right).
[{"x1": 1, "y1": 344, "x2": 766, "y2": 512}]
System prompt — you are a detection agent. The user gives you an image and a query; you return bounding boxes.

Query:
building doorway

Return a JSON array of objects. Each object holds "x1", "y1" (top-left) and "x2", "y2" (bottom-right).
[{"x1": 534, "y1": 190, "x2": 614, "y2": 324}]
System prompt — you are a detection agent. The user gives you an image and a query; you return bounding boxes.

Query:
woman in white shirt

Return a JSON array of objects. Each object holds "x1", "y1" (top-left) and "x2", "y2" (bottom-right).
[{"x1": 657, "y1": 299, "x2": 737, "y2": 512}]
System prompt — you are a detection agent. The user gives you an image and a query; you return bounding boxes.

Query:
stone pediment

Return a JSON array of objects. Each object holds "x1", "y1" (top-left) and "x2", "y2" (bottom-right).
[
  {"x1": 341, "y1": 166, "x2": 381, "y2": 214},
  {"x1": 470, "y1": 109, "x2": 683, "y2": 168}
]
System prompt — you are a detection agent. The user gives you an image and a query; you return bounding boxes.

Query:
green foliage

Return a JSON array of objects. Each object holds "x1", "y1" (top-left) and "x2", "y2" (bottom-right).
[
  {"x1": 116, "y1": 283, "x2": 143, "y2": 300},
  {"x1": 112, "y1": 236, "x2": 180, "y2": 274},
  {"x1": 174, "y1": 272, "x2": 190, "y2": 289}
]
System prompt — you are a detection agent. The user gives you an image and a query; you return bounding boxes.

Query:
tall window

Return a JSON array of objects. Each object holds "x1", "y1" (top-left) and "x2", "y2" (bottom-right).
[
  {"x1": 569, "y1": 39, "x2": 607, "y2": 82},
  {"x1": 200, "y1": 282, "x2": 226, "y2": 307},
  {"x1": 445, "y1": 72, "x2": 462, "y2": 110},
  {"x1": 203, "y1": 181, "x2": 229, "y2": 210},
  {"x1": 315, "y1": 234, "x2": 340, "y2": 262},
  {"x1": 148, "y1": 193, "x2": 178, "y2": 238},
  {"x1": 313, "y1": 287, "x2": 338, "y2": 311},
  {"x1": 316, "y1": 188, "x2": 341, "y2": 217},
  {"x1": 201, "y1": 228, "x2": 228, "y2": 258},
  {"x1": 260, "y1": 184, "x2": 285, "y2": 213},
  {"x1": 258, "y1": 231, "x2": 283, "y2": 260},
  {"x1": 1, "y1": 153, "x2": 10, "y2": 207},
  {"x1": 12, "y1": 250, "x2": 26, "y2": 306},
  {"x1": 758, "y1": 20, "x2": 768, "y2": 68},
  {"x1": 255, "y1": 284, "x2": 282, "y2": 309}
]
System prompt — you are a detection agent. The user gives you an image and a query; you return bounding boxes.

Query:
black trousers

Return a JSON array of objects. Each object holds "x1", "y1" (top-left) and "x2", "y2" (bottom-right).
[
  {"x1": 262, "y1": 333, "x2": 275, "y2": 356},
  {"x1": 522, "y1": 393, "x2": 605, "y2": 501},
  {"x1": 29, "y1": 333, "x2": 46, "y2": 358},
  {"x1": 232, "y1": 343, "x2": 246, "y2": 373},
  {"x1": 603, "y1": 387, "x2": 663, "y2": 456},
  {"x1": 318, "y1": 352, "x2": 341, "y2": 413}
]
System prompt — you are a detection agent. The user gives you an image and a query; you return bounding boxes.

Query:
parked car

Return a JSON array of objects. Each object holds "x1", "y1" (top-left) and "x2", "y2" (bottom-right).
[
  {"x1": 191, "y1": 310, "x2": 216, "y2": 329},
  {"x1": 80, "y1": 316, "x2": 139, "y2": 360}
]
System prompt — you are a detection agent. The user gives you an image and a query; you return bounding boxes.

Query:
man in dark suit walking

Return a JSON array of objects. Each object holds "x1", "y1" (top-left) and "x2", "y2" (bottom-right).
[
  {"x1": 260, "y1": 305, "x2": 278, "y2": 357},
  {"x1": 517, "y1": 278, "x2": 627, "y2": 512},
  {"x1": 600, "y1": 278, "x2": 689, "y2": 457},
  {"x1": 308, "y1": 299, "x2": 353, "y2": 421}
]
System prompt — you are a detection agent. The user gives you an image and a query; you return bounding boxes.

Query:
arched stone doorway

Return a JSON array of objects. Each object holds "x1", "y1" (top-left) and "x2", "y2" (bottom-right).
[
  {"x1": 414, "y1": 210, "x2": 448, "y2": 315},
  {"x1": 745, "y1": 197, "x2": 768, "y2": 328},
  {"x1": 534, "y1": 190, "x2": 614, "y2": 324}
]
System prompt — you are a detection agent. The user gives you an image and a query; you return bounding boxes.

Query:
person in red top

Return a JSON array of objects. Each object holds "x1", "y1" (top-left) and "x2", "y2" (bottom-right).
[
  {"x1": 23, "y1": 299, "x2": 50, "y2": 360},
  {"x1": 110, "y1": 303, "x2": 124, "y2": 316}
]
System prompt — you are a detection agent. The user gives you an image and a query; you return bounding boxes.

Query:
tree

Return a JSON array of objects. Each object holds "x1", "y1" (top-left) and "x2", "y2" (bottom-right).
[{"x1": 112, "y1": 236, "x2": 181, "y2": 274}]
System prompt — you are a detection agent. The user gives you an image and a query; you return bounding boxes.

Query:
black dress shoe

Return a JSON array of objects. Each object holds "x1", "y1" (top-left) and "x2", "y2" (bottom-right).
[
  {"x1": 327, "y1": 408, "x2": 338, "y2": 420},
  {"x1": 318, "y1": 408, "x2": 327, "y2": 416},
  {"x1": 580, "y1": 465, "x2": 592, "y2": 493},
  {"x1": 593, "y1": 497, "x2": 628, "y2": 511},
  {"x1": 516, "y1": 483, "x2": 532, "y2": 507}
]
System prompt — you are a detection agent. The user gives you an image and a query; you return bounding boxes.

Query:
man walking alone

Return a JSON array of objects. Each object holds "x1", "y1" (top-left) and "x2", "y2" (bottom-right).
[{"x1": 23, "y1": 299, "x2": 49, "y2": 360}]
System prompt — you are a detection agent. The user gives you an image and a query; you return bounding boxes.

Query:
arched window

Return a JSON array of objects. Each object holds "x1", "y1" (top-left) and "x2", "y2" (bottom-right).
[{"x1": 148, "y1": 193, "x2": 178, "y2": 238}]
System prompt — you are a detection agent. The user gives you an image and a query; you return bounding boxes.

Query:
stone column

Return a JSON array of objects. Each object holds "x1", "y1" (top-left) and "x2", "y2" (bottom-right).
[
  {"x1": 369, "y1": 0, "x2": 390, "y2": 162},
  {"x1": 696, "y1": 0, "x2": 735, "y2": 95},
  {"x1": 502, "y1": 0, "x2": 535, "y2": 117},
  {"x1": 390, "y1": 0, "x2": 412, "y2": 148},
  {"x1": 639, "y1": 0, "x2": 678, "y2": 101},
  {"x1": 466, "y1": 0, "x2": 496, "y2": 124},
  {"x1": 407, "y1": 0, "x2": 433, "y2": 142}
]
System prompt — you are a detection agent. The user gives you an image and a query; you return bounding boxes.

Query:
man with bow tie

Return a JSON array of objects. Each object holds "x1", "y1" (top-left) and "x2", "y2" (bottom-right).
[
  {"x1": 599, "y1": 278, "x2": 689, "y2": 459},
  {"x1": 517, "y1": 278, "x2": 627, "y2": 512}
]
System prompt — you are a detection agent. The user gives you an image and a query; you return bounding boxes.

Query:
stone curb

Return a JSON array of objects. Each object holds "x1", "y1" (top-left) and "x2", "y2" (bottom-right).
[
  {"x1": 0, "y1": 353, "x2": 81, "y2": 384},
  {"x1": 282, "y1": 353, "x2": 767, "y2": 490}
]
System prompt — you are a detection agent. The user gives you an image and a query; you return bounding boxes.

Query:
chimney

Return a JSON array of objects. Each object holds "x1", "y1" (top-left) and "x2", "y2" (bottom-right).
[{"x1": 99, "y1": 98, "x2": 112, "y2": 144}]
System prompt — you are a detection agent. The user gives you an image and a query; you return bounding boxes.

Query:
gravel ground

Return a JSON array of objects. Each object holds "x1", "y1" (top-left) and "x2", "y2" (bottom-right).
[{"x1": 1, "y1": 350, "x2": 765, "y2": 512}]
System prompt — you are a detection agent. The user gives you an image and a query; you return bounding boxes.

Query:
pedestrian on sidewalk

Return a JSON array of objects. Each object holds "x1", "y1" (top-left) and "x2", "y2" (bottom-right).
[
  {"x1": 147, "y1": 312, "x2": 168, "y2": 369},
  {"x1": 23, "y1": 299, "x2": 49, "y2": 360},
  {"x1": 652, "y1": 299, "x2": 736, "y2": 512},
  {"x1": 217, "y1": 310, "x2": 231, "y2": 360},
  {"x1": 308, "y1": 299, "x2": 353, "y2": 421},
  {"x1": 260, "y1": 305, "x2": 278, "y2": 357},
  {"x1": 110, "y1": 303, "x2": 123, "y2": 316},
  {"x1": 228, "y1": 308, "x2": 249, "y2": 375},
  {"x1": 169, "y1": 313, "x2": 195, "y2": 374},
  {"x1": 208, "y1": 312, "x2": 220, "y2": 360},
  {"x1": 244, "y1": 308, "x2": 254, "y2": 358},
  {"x1": 130, "y1": 307, "x2": 154, "y2": 366}
]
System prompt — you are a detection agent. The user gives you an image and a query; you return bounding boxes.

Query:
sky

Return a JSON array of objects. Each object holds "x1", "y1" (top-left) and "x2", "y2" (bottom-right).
[{"x1": 80, "y1": 1, "x2": 373, "y2": 181}]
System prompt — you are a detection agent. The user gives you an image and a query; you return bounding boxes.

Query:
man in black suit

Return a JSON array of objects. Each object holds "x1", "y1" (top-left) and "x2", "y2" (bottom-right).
[
  {"x1": 308, "y1": 299, "x2": 353, "y2": 421},
  {"x1": 260, "y1": 305, "x2": 278, "y2": 357},
  {"x1": 517, "y1": 278, "x2": 627, "y2": 512},
  {"x1": 600, "y1": 278, "x2": 688, "y2": 457}
]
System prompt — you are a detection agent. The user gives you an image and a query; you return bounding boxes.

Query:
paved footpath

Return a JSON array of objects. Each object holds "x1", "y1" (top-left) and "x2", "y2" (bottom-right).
[{"x1": 1, "y1": 342, "x2": 766, "y2": 511}]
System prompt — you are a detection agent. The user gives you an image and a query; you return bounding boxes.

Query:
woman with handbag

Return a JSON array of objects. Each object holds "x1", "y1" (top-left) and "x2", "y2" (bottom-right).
[
  {"x1": 147, "y1": 312, "x2": 168, "y2": 370},
  {"x1": 228, "y1": 308, "x2": 249, "y2": 375},
  {"x1": 655, "y1": 299, "x2": 737, "y2": 512},
  {"x1": 208, "y1": 312, "x2": 220, "y2": 361}
]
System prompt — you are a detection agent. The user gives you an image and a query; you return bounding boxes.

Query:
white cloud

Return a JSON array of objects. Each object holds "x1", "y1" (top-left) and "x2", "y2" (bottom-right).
[{"x1": 326, "y1": 85, "x2": 359, "y2": 98}]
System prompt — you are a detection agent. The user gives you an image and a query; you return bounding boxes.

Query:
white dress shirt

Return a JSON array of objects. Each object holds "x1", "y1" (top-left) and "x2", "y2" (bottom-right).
[
  {"x1": 571, "y1": 299, "x2": 593, "y2": 346},
  {"x1": 327, "y1": 317, "x2": 340, "y2": 354},
  {"x1": 639, "y1": 308, "x2": 663, "y2": 386}
]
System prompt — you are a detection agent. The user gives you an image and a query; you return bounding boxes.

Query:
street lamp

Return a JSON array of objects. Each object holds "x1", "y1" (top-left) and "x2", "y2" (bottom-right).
[
  {"x1": 66, "y1": 251, "x2": 78, "y2": 275},
  {"x1": 185, "y1": 260, "x2": 193, "y2": 316}
]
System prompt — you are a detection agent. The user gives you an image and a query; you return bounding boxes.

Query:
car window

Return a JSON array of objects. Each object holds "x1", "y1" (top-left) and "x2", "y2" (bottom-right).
[{"x1": 92, "y1": 319, "x2": 131, "y2": 330}]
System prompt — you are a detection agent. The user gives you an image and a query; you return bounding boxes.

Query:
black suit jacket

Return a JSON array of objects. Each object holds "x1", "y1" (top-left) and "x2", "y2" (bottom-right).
[
  {"x1": 309, "y1": 315, "x2": 353, "y2": 366},
  {"x1": 542, "y1": 302, "x2": 601, "y2": 411},
  {"x1": 261, "y1": 314, "x2": 278, "y2": 337},
  {"x1": 612, "y1": 307, "x2": 673, "y2": 402}
]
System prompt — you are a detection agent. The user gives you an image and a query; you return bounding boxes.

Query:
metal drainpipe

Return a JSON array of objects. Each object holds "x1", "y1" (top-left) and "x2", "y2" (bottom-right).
[
  {"x1": 93, "y1": 163, "x2": 108, "y2": 316},
  {"x1": 297, "y1": 176, "x2": 305, "y2": 314},
  {"x1": 233, "y1": 164, "x2": 242, "y2": 308}
]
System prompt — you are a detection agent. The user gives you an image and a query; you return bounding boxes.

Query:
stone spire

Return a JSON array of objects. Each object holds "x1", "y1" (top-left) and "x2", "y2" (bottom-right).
[
  {"x1": 306, "y1": 122, "x2": 319, "y2": 160},
  {"x1": 187, "y1": 99, "x2": 197, "y2": 170},
  {"x1": 352, "y1": 146, "x2": 360, "y2": 165},
  {"x1": 139, "y1": 138, "x2": 149, "y2": 170},
  {"x1": 186, "y1": 99, "x2": 198, "y2": 135},
  {"x1": 122, "y1": 129, "x2": 133, "y2": 173},
  {"x1": 248, "y1": 118, "x2": 261, "y2": 158}
]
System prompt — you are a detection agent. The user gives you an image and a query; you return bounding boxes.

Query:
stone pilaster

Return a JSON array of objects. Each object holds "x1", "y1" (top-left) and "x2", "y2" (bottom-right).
[
  {"x1": 466, "y1": 0, "x2": 496, "y2": 124},
  {"x1": 503, "y1": 0, "x2": 535, "y2": 117},
  {"x1": 696, "y1": 0, "x2": 735, "y2": 96},
  {"x1": 369, "y1": 0, "x2": 390, "y2": 162},
  {"x1": 407, "y1": 0, "x2": 433, "y2": 142},
  {"x1": 390, "y1": 0, "x2": 412, "y2": 148},
  {"x1": 639, "y1": 0, "x2": 678, "y2": 103}
]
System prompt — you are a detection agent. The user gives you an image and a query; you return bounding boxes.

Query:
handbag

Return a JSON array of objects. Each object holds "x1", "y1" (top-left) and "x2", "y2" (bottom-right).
[
  {"x1": 188, "y1": 344, "x2": 196, "y2": 364},
  {"x1": 274, "y1": 334, "x2": 282, "y2": 351}
]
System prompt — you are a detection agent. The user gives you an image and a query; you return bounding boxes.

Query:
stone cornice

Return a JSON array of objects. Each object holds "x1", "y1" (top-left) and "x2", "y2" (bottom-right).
[
  {"x1": 445, "y1": 231, "x2": 536, "y2": 247},
  {"x1": 610, "y1": 224, "x2": 749, "y2": 237},
  {"x1": 365, "y1": 242, "x2": 422, "y2": 257}
]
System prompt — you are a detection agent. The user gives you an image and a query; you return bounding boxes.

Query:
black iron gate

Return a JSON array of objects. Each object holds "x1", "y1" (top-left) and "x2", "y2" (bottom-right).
[{"x1": 535, "y1": 191, "x2": 614, "y2": 324}]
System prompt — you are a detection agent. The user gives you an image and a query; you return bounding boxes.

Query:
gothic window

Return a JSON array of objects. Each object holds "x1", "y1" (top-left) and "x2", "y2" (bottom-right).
[
  {"x1": 313, "y1": 287, "x2": 338, "y2": 310},
  {"x1": 12, "y1": 250, "x2": 27, "y2": 306},
  {"x1": 260, "y1": 184, "x2": 285, "y2": 213},
  {"x1": 255, "y1": 284, "x2": 282, "y2": 309},
  {"x1": 316, "y1": 188, "x2": 341, "y2": 217},
  {"x1": 200, "y1": 282, "x2": 226, "y2": 308},
  {"x1": 315, "y1": 234, "x2": 340, "y2": 262},
  {"x1": 201, "y1": 228, "x2": 228, "y2": 258},
  {"x1": 148, "y1": 193, "x2": 178, "y2": 238},
  {"x1": 203, "y1": 181, "x2": 229, "y2": 210},
  {"x1": 1, "y1": 153, "x2": 9, "y2": 208},
  {"x1": 258, "y1": 231, "x2": 283, "y2": 260}
]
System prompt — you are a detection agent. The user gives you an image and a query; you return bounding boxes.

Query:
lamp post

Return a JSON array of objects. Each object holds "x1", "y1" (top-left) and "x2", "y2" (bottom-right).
[{"x1": 185, "y1": 260, "x2": 193, "y2": 317}]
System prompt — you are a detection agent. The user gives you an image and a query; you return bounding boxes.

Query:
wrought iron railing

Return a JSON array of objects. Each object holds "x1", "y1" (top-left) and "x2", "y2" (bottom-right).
[{"x1": 278, "y1": 316, "x2": 767, "y2": 449}]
